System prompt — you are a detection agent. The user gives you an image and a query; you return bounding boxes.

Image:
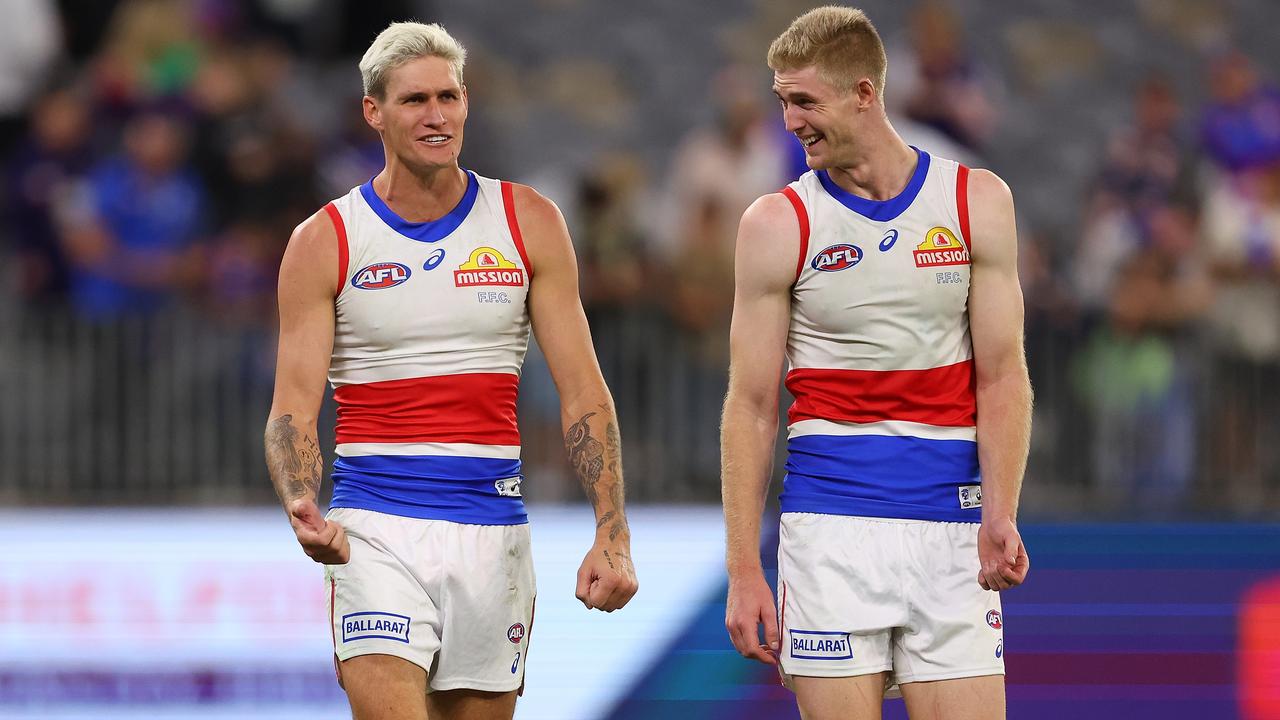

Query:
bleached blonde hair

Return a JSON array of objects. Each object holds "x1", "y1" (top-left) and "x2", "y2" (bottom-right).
[
  {"x1": 767, "y1": 6, "x2": 887, "y2": 98},
  {"x1": 359, "y1": 21, "x2": 467, "y2": 98}
]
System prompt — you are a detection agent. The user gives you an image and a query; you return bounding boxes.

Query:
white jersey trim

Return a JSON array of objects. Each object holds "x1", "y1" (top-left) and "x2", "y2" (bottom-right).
[
  {"x1": 335, "y1": 442, "x2": 522, "y2": 459},
  {"x1": 787, "y1": 419, "x2": 977, "y2": 442}
]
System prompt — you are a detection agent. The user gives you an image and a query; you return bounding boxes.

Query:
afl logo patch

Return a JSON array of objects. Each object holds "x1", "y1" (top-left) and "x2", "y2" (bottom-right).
[
  {"x1": 811, "y1": 244, "x2": 863, "y2": 272},
  {"x1": 507, "y1": 623, "x2": 526, "y2": 643},
  {"x1": 351, "y1": 262, "x2": 411, "y2": 289},
  {"x1": 986, "y1": 610, "x2": 1002, "y2": 629}
]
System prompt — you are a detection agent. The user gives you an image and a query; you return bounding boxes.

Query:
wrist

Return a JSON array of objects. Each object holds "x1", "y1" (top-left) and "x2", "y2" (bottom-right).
[{"x1": 726, "y1": 557, "x2": 765, "y2": 578}]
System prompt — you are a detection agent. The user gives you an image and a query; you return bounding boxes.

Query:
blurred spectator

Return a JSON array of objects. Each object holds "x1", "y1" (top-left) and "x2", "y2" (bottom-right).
[
  {"x1": 1201, "y1": 52, "x2": 1280, "y2": 174},
  {"x1": 4, "y1": 87, "x2": 93, "y2": 303},
  {"x1": 204, "y1": 219, "x2": 278, "y2": 326},
  {"x1": 0, "y1": 0, "x2": 62, "y2": 157},
  {"x1": 890, "y1": 1, "x2": 998, "y2": 152},
  {"x1": 94, "y1": 0, "x2": 201, "y2": 105},
  {"x1": 1073, "y1": 205, "x2": 1209, "y2": 515},
  {"x1": 58, "y1": 110, "x2": 206, "y2": 319},
  {"x1": 1201, "y1": 162, "x2": 1280, "y2": 513},
  {"x1": 658, "y1": 65, "x2": 785, "y2": 263},
  {"x1": 1076, "y1": 75, "x2": 1197, "y2": 315}
]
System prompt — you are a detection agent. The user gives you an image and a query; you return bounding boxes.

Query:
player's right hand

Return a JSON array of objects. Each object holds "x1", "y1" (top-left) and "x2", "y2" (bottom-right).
[
  {"x1": 725, "y1": 570, "x2": 779, "y2": 665},
  {"x1": 288, "y1": 500, "x2": 350, "y2": 564}
]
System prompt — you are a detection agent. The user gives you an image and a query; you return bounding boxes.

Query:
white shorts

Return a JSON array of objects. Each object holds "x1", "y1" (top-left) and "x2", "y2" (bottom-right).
[
  {"x1": 324, "y1": 507, "x2": 536, "y2": 693},
  {"x1": 777, "y1": 512, "x2": 1004, "y2": 694}
]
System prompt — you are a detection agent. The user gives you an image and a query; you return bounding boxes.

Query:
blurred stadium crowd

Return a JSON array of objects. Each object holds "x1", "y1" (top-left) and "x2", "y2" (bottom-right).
[{"x1": 4, "y1": 0, "x2": 1280, "y2": 518}]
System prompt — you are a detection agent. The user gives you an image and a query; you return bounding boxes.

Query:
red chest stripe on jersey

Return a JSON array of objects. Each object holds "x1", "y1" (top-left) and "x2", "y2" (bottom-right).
[
  {"x1": 335, "y1": 373, "x2": 520, "y2": 445},
  {"x1": 785, "y1": 361, "x2": 977, "y2": 427}
]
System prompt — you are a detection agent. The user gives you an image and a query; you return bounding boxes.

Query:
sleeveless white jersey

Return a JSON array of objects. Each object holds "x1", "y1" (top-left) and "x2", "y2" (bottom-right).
[
  {"x1": 779, "y1": 148, "x2": 981, "y2": 522},
  {"x1": 321, "y1": 171, "x2": 532, "y2": 524}
]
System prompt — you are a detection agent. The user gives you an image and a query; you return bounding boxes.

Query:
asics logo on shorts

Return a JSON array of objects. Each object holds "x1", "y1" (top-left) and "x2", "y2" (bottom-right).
[
  {"x1": 790, "y1": 630, "x2": 853, "y2": 660},
  {"x1": 342, "y1": 611, "x2": 411, "y2": 643}
]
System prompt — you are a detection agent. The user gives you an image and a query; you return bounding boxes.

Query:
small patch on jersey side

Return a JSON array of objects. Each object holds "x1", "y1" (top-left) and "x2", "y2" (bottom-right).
[{"x1": 959, "y1": 484, "x2": 983, "y2": 509}]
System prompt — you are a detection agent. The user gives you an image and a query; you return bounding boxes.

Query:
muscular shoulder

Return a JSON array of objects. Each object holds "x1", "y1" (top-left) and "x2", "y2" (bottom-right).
[
  {"x1": 965, "y1": 169, "x2": 1016, "y2": 266},
  {"x1": 279, "y1": 207, "x2": 340, "y2": 297},
  {"x1": 737, "y1": 192, "x2": 803, "y2": 291},
  {"x1": 507, "y1": 182, "x2": 572, "y2": 275},
  {"x1": 507, "y1": 182, "x2": 566, "y2": 231}
]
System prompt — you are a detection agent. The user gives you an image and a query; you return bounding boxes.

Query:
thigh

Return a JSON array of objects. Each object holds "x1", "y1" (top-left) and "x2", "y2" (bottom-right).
[
  {"x1": 430, "y1": 522, "x2": 536, "y2": 693},
  {"x1": 792, "y1": 673, "x2": 888, "y2": 720},
  {"x1": 341, "y1": 653, "x2": 428, "y2": 720},
  {"x1": 899, "y1": 674, "x2": 1005, "y2": 720},
  {"x1": 426, "y1": 688, "x2": 518, "y2": 720}
]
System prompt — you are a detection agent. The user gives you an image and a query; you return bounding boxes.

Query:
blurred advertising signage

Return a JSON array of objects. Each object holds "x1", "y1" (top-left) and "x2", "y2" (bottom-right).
[{"x1": 0, "y1": 511, "x2": 332, "y2": 666}]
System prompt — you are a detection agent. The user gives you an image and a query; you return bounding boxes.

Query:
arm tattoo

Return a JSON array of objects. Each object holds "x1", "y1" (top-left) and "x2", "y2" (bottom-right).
[
  {"x1": 265, "y1": 414, "x2": 322, "y2": 503},
  {"x1": 565, "y1": 411, "x2": 604, "y2": 505},
  {"x1": 596, "y1": 510, "x2": 617, "y2": 530},
  {"x1": 567, "y1": 405, "x2": 630, "y2": 541}
]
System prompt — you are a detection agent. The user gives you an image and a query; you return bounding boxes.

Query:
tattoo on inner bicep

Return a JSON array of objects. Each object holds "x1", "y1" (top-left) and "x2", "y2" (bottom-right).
[
  {"x1": 266, "y1": 414, "x2": 322, "y2": 501},
  {"x1": 565, "y1": 411, "x2": 604, "y2": 501}
]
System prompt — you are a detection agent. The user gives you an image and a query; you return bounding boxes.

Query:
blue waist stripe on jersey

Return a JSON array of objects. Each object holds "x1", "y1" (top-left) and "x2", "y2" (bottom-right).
[
  {"x1": 331, "y1": 454, "x2": 527, "y2": 525},
  {"x1": 782, "y1": 433, "x2": 981, "y2": 522}
]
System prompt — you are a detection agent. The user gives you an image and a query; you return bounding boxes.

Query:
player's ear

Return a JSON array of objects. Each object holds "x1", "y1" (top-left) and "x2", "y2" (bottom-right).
[
  {"x1": 855, "y1": 77, "x2": 877, "y2": 111},
  {"x1": 363, "y1": 95, "x2": 383, "y2": 132}
]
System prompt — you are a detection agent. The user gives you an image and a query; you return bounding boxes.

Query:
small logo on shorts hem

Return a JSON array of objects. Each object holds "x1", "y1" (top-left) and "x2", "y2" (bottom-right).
[
  {"x1": 995, "y1": 639, "x2": 1004, "y2": 658},
  {"x1": 342, "y1": 612, "x2": 411, "y2": 644},
  {"x1": 959, "y1": 485, "x2": 982, "y2": 509},
  {"x1": 507, "y1": 623, "x2": 526, "y2": 643},
  {"x1": 789, "y1": 630, "x2": 853, "y2": 661},
  {"x1": 986, "y1": 609, "x2": 1003, "y2": 629}
]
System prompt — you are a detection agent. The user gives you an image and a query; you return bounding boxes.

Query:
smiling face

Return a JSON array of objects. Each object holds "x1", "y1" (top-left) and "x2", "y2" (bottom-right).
[
  {"x1": 773, "y1": 64, "x2": 868, "y2": 171},
  {"x1": 364, "y1": 55, "x2": 467, "y2": 174}
]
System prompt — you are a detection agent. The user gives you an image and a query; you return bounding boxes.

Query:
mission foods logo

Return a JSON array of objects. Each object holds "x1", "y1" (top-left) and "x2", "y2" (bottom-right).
[
  {"x1": 454, "y1": 247, "x2": 526, "y2": 287},
  {"x1": 913, "y1": 227, "x2": 970, "y2": 267}
]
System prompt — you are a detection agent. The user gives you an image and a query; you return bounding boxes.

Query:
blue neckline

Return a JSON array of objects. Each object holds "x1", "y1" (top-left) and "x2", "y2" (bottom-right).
[
  {"x1": 816, "y1": 147, "x2": 931, "y2": 222},
  {"x1": 360, "y1": 170, "x2": 478, "y2": 243}
]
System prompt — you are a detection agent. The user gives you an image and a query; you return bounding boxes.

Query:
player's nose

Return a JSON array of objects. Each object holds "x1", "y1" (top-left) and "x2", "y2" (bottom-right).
[{"x1": 423, "y1": 101, "x2": 447, "y2": 127}]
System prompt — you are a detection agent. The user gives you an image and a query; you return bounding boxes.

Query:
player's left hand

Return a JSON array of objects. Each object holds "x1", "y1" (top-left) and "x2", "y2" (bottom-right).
[
  {"x1": 575, "y1": 539, "x2": 638, "y2": 612},
  {"x1": 977, "y1": 516, "x2": 1029, "y2": 591}
]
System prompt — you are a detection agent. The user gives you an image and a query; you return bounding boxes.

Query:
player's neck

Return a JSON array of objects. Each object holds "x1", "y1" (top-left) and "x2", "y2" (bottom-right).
[
  {"x1": 824, "y1": 128, "x2": 916, "y2": 202},
  {"x1": 372, "y1": 162, "x2": 468, "y2": 223}
]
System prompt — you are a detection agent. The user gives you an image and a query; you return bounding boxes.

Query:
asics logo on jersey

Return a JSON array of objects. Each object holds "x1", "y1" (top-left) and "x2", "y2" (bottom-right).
[
  {"x1": 811, "y1": 244, "x2": 863, "y2": 272},
  {"x1": 913, "y1": 227, "x2": 970, "y2": 267},
  {"x1": 423, "y1": 248, "x2": 446, "y2": 271},
  {"x1": 455, "y1": 246, "x2": 526, "y2": 287},
  {"x1": 351, "y1": 262, "x2": 412, "y2": 289},
  {"x1": 879, "y1": 229, "x2": 898, "y2": 251}
]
